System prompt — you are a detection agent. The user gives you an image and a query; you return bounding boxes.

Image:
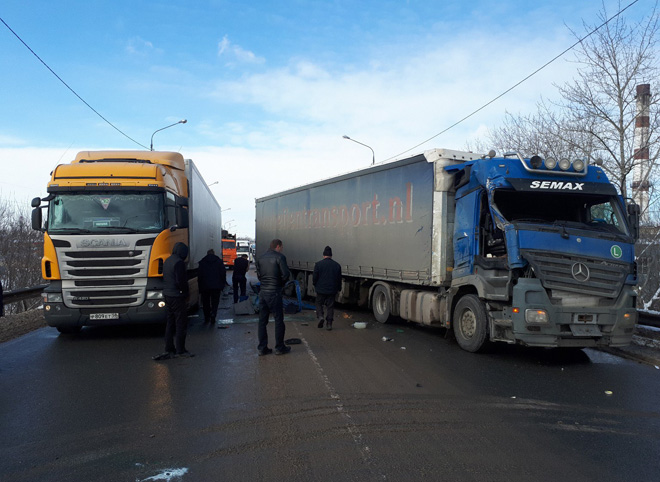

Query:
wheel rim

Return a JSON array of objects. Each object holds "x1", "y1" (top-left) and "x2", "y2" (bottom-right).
[
  {"x1": 459, "y1": 309, "x2": 476, "y2": 339},
  {"x1": 374, "y1": 290, "x2": 386, "y2": 315}
]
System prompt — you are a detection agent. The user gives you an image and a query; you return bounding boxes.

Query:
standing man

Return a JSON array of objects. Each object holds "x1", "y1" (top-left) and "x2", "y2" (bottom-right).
[
  {"x1": 313, "y1": 246, "x2": 342, "y2": 330},
  {"x1": 255, "y1": 239, "x2": 291, "y2": 356},
  {"x1": 198, "y1": 248, "x2": 226, "y2": 324},
  {"x1": 232, "y1": 254, "x2": 250, "y2": 304},
  {"x1": 153, "y1": 242, "x2": 193, "y2": 360}
]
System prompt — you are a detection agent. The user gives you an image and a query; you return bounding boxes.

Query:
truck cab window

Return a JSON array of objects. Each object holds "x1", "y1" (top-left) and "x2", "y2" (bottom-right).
[
  {"x1": 48, "y1": 193, "x2": 166, "y2": 233},
  {"x1": 479, "y1": 194, "x2": 506, "y2": 258},
  {"x1": 492, "y1": 190, "x2": 629, "y2": 237}
]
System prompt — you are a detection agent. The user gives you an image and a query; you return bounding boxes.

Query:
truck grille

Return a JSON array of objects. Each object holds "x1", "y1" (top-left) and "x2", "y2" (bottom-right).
[
  {"x1": 521, "y1": 250, "x2": 629, "y2": 299},
  {"x1": 56, "y1": 242, "x2": 151, "y2": 308}
]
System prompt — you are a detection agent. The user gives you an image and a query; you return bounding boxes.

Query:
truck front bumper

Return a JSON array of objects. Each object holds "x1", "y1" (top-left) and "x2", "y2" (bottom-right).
[
  {"x1": 509, "y1": 278, "x2": 636, "y2": 348},
  {"x1": 44, "y1": 301, "x2": 167, "y2": 329}
]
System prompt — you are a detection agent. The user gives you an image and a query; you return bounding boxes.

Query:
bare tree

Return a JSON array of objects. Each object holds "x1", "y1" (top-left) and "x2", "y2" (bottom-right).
[
  {"x1": 487, "y1": 2, "x2": 660, "y2": 211},
  {"x1": 0, "y1": 197, "x2": 44, "y2": 314}
]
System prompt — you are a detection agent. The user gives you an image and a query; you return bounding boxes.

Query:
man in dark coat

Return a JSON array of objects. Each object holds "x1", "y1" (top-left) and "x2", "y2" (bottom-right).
[
  {"x1": 232, "y1": 254, "x2": 250, "y2": 304},
  {"x1": 313, "y1": 246, "x2": 342, "y2": 330},
  {"x1": 154, "y1": 242, "x2": 193, "y2": 360},
  {"x1": 255, "y1": 239, "x2": 291, "y2": 355},
  {"x1": 198, "y1": 248, "x2": 226, "y2": 323}
]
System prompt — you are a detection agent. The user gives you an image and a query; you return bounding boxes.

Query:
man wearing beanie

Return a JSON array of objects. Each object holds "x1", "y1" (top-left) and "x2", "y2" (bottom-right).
[{"x1": 312, "y1": 246, "x2": 342, "y2": 330}]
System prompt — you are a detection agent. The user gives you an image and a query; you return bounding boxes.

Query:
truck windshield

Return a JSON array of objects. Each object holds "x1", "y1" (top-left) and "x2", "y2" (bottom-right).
[
  {"x1": 493, "y1": 190, "x2": 630, "y2": 236},
  {"x1": 47, "y1": 193, "x2": 166, "y2": 234}
]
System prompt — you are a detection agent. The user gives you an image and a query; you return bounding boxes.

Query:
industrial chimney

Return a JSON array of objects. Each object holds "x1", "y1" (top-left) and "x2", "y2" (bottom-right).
[{"x1": 632, "y1": 83, "x2": 651, "y2": 223}]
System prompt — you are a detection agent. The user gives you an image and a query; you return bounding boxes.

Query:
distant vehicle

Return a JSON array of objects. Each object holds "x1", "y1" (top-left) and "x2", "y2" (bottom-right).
[
  {"x1": 222, "y1": 230, "x2": 236, "y2": 267},
  {"x1": 236, "y1": 239, "x2": 253, "y2": 263}
]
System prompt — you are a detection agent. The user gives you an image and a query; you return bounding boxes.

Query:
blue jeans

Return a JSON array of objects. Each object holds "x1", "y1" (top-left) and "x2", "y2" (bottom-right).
[{"x1": 258, "y1": 290, "x2": 285, "y2": 351}]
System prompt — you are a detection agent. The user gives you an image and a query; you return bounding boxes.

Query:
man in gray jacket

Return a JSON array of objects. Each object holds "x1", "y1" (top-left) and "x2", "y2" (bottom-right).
[{"x1": 255, "y1": 239, "x2": 291, "y2": 355}]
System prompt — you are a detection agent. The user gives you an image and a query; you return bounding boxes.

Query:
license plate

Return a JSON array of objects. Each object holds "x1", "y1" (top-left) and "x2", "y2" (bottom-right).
[
  {"x1": 89, "y1": 313, "x2": 119, "y2": 320},
  {"x1": 570, "y1": 324, "x2": 602, "y2": 337}
]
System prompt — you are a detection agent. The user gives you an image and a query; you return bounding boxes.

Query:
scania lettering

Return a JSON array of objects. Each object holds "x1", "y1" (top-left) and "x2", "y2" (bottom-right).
[{"x1": 256, "y1": 149, "x2": 639, "y2": 352}]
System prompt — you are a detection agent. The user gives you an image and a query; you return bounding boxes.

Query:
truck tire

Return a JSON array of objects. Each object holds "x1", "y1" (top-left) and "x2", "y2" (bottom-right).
[
  {"x1": 372, "y1": 285, "x2": 392, "y2": 323},
  {"x1": 452, "y1": 294, "x2": 489, "y2": 353}
]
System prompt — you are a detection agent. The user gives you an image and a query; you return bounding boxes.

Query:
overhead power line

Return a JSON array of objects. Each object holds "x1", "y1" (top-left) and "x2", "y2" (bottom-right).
[
  {"x1": 384, "y1": 0, "x2": 642, "y2": 162},
  {"x1": 0, "y1": 16, "x2": 149, "y2": 149}
]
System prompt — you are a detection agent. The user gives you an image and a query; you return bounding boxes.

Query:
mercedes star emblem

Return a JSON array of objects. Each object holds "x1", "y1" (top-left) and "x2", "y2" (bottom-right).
[{"x1": 571, "y1": 262, "x2": 590, "y2": 282}]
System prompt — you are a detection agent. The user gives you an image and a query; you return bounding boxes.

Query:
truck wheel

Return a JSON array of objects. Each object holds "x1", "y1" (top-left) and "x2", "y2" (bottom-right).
[
  {"x1": 296, "y1": 271, "x2": 307, "y2": 297},
  {"x1": 56, "y1": 326, "x2": 82, "y2": 334},
  {"x1": 372, "y1": 285, "x2": 392, "y2": 323},
  {"x1": 452, "y1": 294, "x2": 489, "y2": 352}
]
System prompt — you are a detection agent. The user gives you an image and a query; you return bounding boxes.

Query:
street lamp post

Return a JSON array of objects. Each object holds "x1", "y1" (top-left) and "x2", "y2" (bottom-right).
[
  {"x1": 150, "y1": 119, "x2": 187, "y2": 151},
  {"x1": 343, "y1": 135, "x2": 375, "y2": 165}
]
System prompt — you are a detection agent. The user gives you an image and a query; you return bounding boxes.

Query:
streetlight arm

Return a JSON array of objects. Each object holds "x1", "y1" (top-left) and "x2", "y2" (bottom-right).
[
  {"x1": 150, "y1": 119, "x2": 187, "y2": 151},
  {"x1": 343, "y1": 135, "x2": 375, "y2": 165}
]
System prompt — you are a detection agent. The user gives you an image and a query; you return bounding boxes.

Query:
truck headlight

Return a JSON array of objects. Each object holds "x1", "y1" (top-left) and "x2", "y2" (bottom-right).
[
  {"x1": 146, "y1": 291, "x2": 164, "y2": 300},
  {"x1": 525, "y1": 309, "x2": 549, "y2": 324},
  {"x1": 46, "y1": 293, "x2": 63, "y2": 303}
]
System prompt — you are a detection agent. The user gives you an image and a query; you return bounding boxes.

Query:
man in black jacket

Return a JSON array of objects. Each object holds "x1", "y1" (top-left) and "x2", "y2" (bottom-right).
[
  {"x1": 232, "y1": 254, "x2": 249, "y2": 304},
  {"x1": 198, "y1": 249, "x2": 226, "y2": 323},
  {"x1": 313, "y1": 246, "x2": 342, "y2": 330},
  {"x1": 255, "y1": 239, "x2": 291, "y2": 355},
  {"x1": 154, "y1": 242, "x2": 193, "y2": 360}
]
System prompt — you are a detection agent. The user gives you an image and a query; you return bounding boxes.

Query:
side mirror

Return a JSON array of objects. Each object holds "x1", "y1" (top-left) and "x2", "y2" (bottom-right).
[
  {"x1": 169, "y1": 207, "x2": 190, "y2": 231},
  {"x1": 31, "y1": 197, "x2": 41, "y2": 208},
  {"x1": 627, "y1": 202, "x2": 640, "y2": 240},
  {"x1": 31, "y1": 207, "x2": 43, "y2": 232},
  {"x1": 178, "y1": 207, "x2": 189, "y2": 229}
]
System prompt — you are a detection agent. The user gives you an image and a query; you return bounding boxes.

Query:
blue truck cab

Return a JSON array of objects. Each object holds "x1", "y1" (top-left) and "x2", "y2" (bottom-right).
[{"x1": 448, "y1": 152, "x2": 639, "y2": 351}]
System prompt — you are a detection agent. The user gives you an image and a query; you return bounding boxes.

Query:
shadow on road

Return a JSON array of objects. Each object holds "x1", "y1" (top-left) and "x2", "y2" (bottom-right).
[
  {"x1": 389, "y1": 317, "x2": 594, "y2": 366},
  {"x1": 54, "y1": 323, "x2": 166, "y2": 341}
]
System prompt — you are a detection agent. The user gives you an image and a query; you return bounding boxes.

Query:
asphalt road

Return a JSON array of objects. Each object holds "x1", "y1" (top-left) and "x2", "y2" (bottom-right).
[{"x1": 2, "y1": 276, "x2": 660, "y2": 481}]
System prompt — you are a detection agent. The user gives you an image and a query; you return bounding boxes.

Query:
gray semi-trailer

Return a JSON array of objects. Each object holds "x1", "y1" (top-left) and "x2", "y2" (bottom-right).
[{"x1": 255, "y1": 149, "x2": 638, "y2": 352}]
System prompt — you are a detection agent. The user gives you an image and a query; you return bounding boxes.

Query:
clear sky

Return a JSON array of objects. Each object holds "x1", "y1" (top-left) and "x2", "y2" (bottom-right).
[{"x1": 0, "y1": 0, "x2": 649, "y2": 239}]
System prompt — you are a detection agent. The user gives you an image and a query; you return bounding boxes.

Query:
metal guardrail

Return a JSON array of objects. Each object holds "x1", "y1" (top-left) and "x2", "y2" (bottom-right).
[
  {"x1": 638, "y1": 311, "x2": 660, "y2": 329},
  {"x1": 4, "y1": 285, "x2": 47, "y2": 305}
]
